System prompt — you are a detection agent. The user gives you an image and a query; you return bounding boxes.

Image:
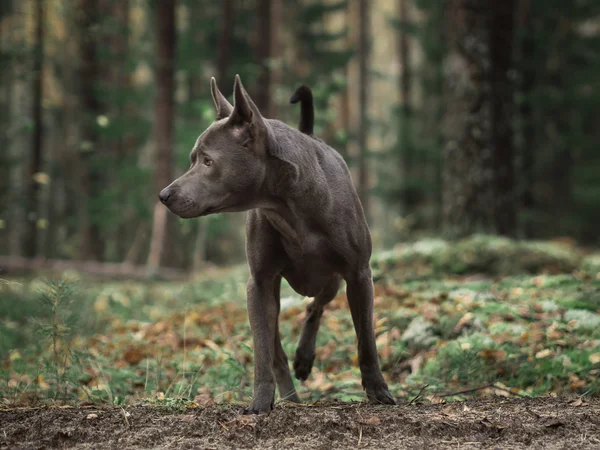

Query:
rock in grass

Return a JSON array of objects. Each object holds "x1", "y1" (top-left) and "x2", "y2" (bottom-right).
[{"x1": 401, "y1": 317, "x2": 436, "y2": 349}]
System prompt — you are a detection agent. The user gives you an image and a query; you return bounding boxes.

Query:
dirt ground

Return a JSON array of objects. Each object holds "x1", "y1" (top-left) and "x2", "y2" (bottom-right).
[{"x1": 1, "y1": 397, "x2": 599, "y2": 449}]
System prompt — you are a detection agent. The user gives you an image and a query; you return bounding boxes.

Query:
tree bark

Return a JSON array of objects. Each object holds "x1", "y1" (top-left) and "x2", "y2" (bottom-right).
[
  {"x1": 147, "y1": 0, "x2": 176, "y2": 270},
  {"x1": 442, "y1": 0, "x2": 494, "y2": 238},
  {"x1": 254, "y1": 0, "x2": 271, "y2": 116},
  {"x1": 23, "y1": 0, "x2": 44, "y2": 258},
  {"x1": 490, "y1": 0, "x2": 516, "y2": 236},
  {"x1": 357, "y1": 0, "x2": 371, "y2": 223}
]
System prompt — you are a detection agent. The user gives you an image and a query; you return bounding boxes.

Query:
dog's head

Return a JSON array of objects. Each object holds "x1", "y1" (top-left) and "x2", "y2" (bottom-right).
[{"x1": 159, "y1": 75, "x2": 268, "y2": 218}]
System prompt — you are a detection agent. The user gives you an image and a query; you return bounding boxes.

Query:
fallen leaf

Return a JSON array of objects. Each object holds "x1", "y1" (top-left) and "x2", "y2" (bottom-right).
[
  {"x1": 361, "y1": 416, "x2": 381, "y2": 425},
  {"x1": 535, "y1": 349, "x2": 552, "y2": 359},
  {"x1": 589, "y1": 353, "x2": 600, "y2": 364},
  {"x1": 569, "y1": 398, "x2": 585, "y2": 407}
]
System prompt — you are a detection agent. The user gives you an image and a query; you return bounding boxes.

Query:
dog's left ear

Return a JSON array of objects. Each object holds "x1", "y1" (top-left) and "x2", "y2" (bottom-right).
[
  {"x1": 227, "y1": 74, "x2": 267, "y2": 146},
  {"x1": 210, "y1": 77, "x2": 233, "y2": 119}
]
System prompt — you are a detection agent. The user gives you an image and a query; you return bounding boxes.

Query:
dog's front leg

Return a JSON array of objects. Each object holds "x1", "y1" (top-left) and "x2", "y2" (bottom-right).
[
  {"x1": 346, "y1": 268, "x2": 395, "y2": 405},
  {"x1": 244, "y1": 277, "x2": 276, "y2": 414}
]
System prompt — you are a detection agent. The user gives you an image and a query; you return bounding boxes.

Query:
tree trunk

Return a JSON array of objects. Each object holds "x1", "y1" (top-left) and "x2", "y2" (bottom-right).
[
  {"x1": 113, "y1": 0, "x2": 131, "y2": 261},
  {"x1": 23, "y1": 0, "x2": 44, "y2": 258},
  {"x1": 254, "y1": 0, "x2": 271, "y2": 116},
  {"x1": 490, "y1": 0, "x2": 516, "y2": 236},
  {"x1": 78, "y1": 0, "x2": 104, "y2": 261},
  {"x1": 357, "y1": 0, "x2": 371, "y2": 223},
  {"x1": 442, "y1": 0, "x2": 494, "y2": 237},
  {"x1": 147, "y1": 0, "x2": 176, "y2": 271},
  {"x1": 397, "y1": 0, "x2": 412, "y2": 211},
  {"x1": 519, "y1": 0, "x2": 536, "y2": 238},
  {"x1": 0, "y1": 0, "x2": 14, "y2": 255}
]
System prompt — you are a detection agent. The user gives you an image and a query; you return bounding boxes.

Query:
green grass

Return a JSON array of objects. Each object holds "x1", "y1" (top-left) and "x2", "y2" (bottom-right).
[{"x1": 2, "y1": 236, "x2": 600, "y2": 407}]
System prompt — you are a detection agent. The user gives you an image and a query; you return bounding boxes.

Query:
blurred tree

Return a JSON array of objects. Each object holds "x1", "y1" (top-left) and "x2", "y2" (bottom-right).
[
  {"x1": 77, "y1": 0, "x2": 105, "y2": 260},
  {"x1": 442, "y1": 0, "x2": 494, "y2": 237},
  {"x1": 255, "y1": 0, "x2": 272, "y2": 115},
  {"x1": 23, "y1": 0, "x2": 45, "y2": 258},
  {"x1": 147, "y1": 0, "x2": 176, "y2": 270},
  {"x1": 397, "y1": 0, "x2": 413, "y2": 213},
  {"x1": 490, "y1": 0, "x2": 517, "y2": 236},
  {"x1": 517, "y1": 0, "x2": 536, "y2": 238},
  {"x1": 357, "y1": 0, "x2": 370, "y2": 222}
]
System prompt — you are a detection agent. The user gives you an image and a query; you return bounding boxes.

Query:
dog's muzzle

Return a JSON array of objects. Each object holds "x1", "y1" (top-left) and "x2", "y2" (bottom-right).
[{"x1": 159, "y1": 187, "x2": 174, "y2": 205}]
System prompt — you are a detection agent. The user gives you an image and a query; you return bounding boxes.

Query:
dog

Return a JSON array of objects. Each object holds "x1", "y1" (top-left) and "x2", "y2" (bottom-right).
[{"x1": 159, "y1": 75, "x2": 395, "y2": 413}]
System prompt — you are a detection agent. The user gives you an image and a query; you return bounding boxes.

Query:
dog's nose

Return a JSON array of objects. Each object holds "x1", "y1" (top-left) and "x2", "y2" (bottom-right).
[{"x1": 159, "y1": 188, "x2": 172, "y2": 204}]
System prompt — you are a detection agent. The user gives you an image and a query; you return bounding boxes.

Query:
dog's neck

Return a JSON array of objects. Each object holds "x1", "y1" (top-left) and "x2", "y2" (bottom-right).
[{"x1": 256, "y1": 123, "x2": 329, "y2": 248}]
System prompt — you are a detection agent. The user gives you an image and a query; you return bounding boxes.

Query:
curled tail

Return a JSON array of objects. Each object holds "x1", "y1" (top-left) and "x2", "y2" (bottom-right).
[{"x1": 290, "y1": 84, "x2": 314, "y2": 136}]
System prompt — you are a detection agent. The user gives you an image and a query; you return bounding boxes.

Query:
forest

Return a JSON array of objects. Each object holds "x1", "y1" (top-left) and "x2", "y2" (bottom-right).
[{"x1": 1, "y1": 1, "x2": 600, "y2": 448}]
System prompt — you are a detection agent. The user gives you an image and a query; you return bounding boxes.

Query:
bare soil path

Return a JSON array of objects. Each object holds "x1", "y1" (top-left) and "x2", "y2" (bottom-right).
[{"x1": 2, "y1": 398, "x2": 600, "y2": 449}]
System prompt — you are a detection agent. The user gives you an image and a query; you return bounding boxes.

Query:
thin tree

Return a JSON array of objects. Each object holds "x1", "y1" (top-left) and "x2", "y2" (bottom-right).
[
  {"x1": 357, "y1": 0, "x2": 371, "y2": 222},
  {"x1": 23, "y1": 0, "x2": 44, "y2": 258},
  {"x1": 442, "y1": 0, "x2": 494, "y2": 237},
  {"x1": 397, "y1": 0, "x2": 412, "y2": 212},
  {"x1": 78, "y1": 0, "x2": 104, "y2": 260},
  {"x1": 518, "y1": 0, "x2": 536, "y2": 238},
  {"x1": 147, "y1": 0, "x2": 176, "y2": 271},
  {"x1": 490, "y1": 0, "x2": 517, "y2": 236}
]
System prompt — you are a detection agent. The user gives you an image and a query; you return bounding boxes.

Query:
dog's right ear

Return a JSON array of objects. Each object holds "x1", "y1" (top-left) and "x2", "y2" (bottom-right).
[{"x1": 210, "y1": 77, "x2": 233, "y2": 119}]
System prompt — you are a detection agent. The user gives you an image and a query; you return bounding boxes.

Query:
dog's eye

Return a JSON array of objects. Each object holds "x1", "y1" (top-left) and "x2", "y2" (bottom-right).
[{"x1": 202, "y1": 157, "x2": 213, "y2": 167}]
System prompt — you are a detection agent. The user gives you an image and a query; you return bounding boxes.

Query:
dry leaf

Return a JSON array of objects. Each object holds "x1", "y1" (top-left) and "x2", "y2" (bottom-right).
[
  {"x1": 569, "y1": 398, "x2": 585, "y2": 407},
  {"x1": 589, "y1": 353, "x2": 600, "y2": 364},
  {"x1": 535, "y1": 349, "x2": 552, "y2": 359}
]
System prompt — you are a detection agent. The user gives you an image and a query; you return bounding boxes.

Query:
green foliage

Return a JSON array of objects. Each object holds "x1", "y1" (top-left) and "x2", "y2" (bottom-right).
[
  {"x1": 3, "y1": 240, "x2": 600, "y2": 406},
  {"x1": 372, "y1": 235, "x2": 582, "y2": 277}
]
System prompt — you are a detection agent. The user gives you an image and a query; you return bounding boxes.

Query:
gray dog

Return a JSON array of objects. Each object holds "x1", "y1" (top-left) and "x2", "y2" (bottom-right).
[{"x1": 159, "y1": 75, "x2": 395, "y2": 414}]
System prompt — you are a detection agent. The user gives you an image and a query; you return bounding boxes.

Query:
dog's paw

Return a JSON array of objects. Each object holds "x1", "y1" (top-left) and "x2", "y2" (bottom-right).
[
  {"x1": 242, "y1": 400, "x2": 274, "y2": 415},
  {"x1": 293, "y1": 351, "x2": 315, "y2": 381},
  {"x1": 366, "y1": 386, "x2": 396, "y2": 405}
]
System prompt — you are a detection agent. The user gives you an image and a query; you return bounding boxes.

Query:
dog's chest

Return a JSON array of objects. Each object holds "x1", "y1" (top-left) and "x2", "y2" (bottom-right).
[{"x1": 280, "y1": 231, "x2": 339, "y2": 297}]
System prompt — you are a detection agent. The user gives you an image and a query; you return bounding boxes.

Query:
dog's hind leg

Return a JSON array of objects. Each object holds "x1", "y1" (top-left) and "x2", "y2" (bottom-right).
[
  {"x1": 293, "y1": 274, "x2": 341, "y2": 381},
  {"x1": 272, "y1": 276, "x2": 301, "y2": 403},
  {"x1": 345, "y1": 268, "x2": 395, "y2": 405}
]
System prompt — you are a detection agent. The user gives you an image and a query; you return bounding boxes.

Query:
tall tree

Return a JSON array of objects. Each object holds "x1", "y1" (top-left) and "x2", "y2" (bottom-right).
[
  {"x1": 357, "y1": 0, "x2": 371, "y2": 222},
  {"x1": 254, "y1": 0, "x2": 271, "y2": 116},
  {"x1": 490, "y1": 0, "x2": 517, "y2": 236},
  {"x1": 397, "y1": 0, "x2": 413, "y2": 212},
  {"x1": 442, "y1": 0, "x2": 494, "y2": 237},
  {"x1": 147, "y1": 0, "x2": 176, "y2": 270},
  {"x1": 518, "y1": 0, "x2": 536, "y2": 238},
  {"x1": 23, "y1": 0, "x2": 45, "y2": 258},
  {"x1": 78, "y1": 0, "x2": 104, "y2": 260}
]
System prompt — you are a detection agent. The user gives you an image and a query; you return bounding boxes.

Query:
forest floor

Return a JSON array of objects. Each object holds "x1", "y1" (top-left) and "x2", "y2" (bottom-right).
[
  {"x1": 2, "y1": 235, "x2": 600, "y2": 448},
  {"x1": 2, "y1": 397, "x2": 600, "y2": 449}
]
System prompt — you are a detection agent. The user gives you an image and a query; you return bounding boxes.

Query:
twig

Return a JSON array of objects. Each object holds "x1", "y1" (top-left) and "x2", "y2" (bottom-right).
[
  {"x1": 438, "y1": 383, "x2": 493, "y2": 398},
  {"x1": 120, "y1": 407, "x2": 130, "y2": 428},
  {"x1": 408, "y1": 384, "x2": 430, "y2": 405},
  {"x1": 439, "y1": 382, "x2": 526, "y2": 399}
]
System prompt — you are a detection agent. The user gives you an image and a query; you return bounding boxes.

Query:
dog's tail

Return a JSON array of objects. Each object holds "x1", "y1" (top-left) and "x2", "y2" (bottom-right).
[{"x1": 290, "y1": 84, "x2": 314, "y2": 136}]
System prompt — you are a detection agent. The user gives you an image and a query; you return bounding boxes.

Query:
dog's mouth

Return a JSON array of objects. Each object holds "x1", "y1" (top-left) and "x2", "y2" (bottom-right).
[{"x1": 201, "y1": 205, "x2": 229, "y2": 215}]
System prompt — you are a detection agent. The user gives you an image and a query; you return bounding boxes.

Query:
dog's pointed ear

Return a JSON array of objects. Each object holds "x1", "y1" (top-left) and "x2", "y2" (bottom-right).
[
  {"x1": 210, "y1": 77, "x2": 233, "y2": 119},
  {"x1": 228, "y1": 74, "x2": 265, "y2": 129}
]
